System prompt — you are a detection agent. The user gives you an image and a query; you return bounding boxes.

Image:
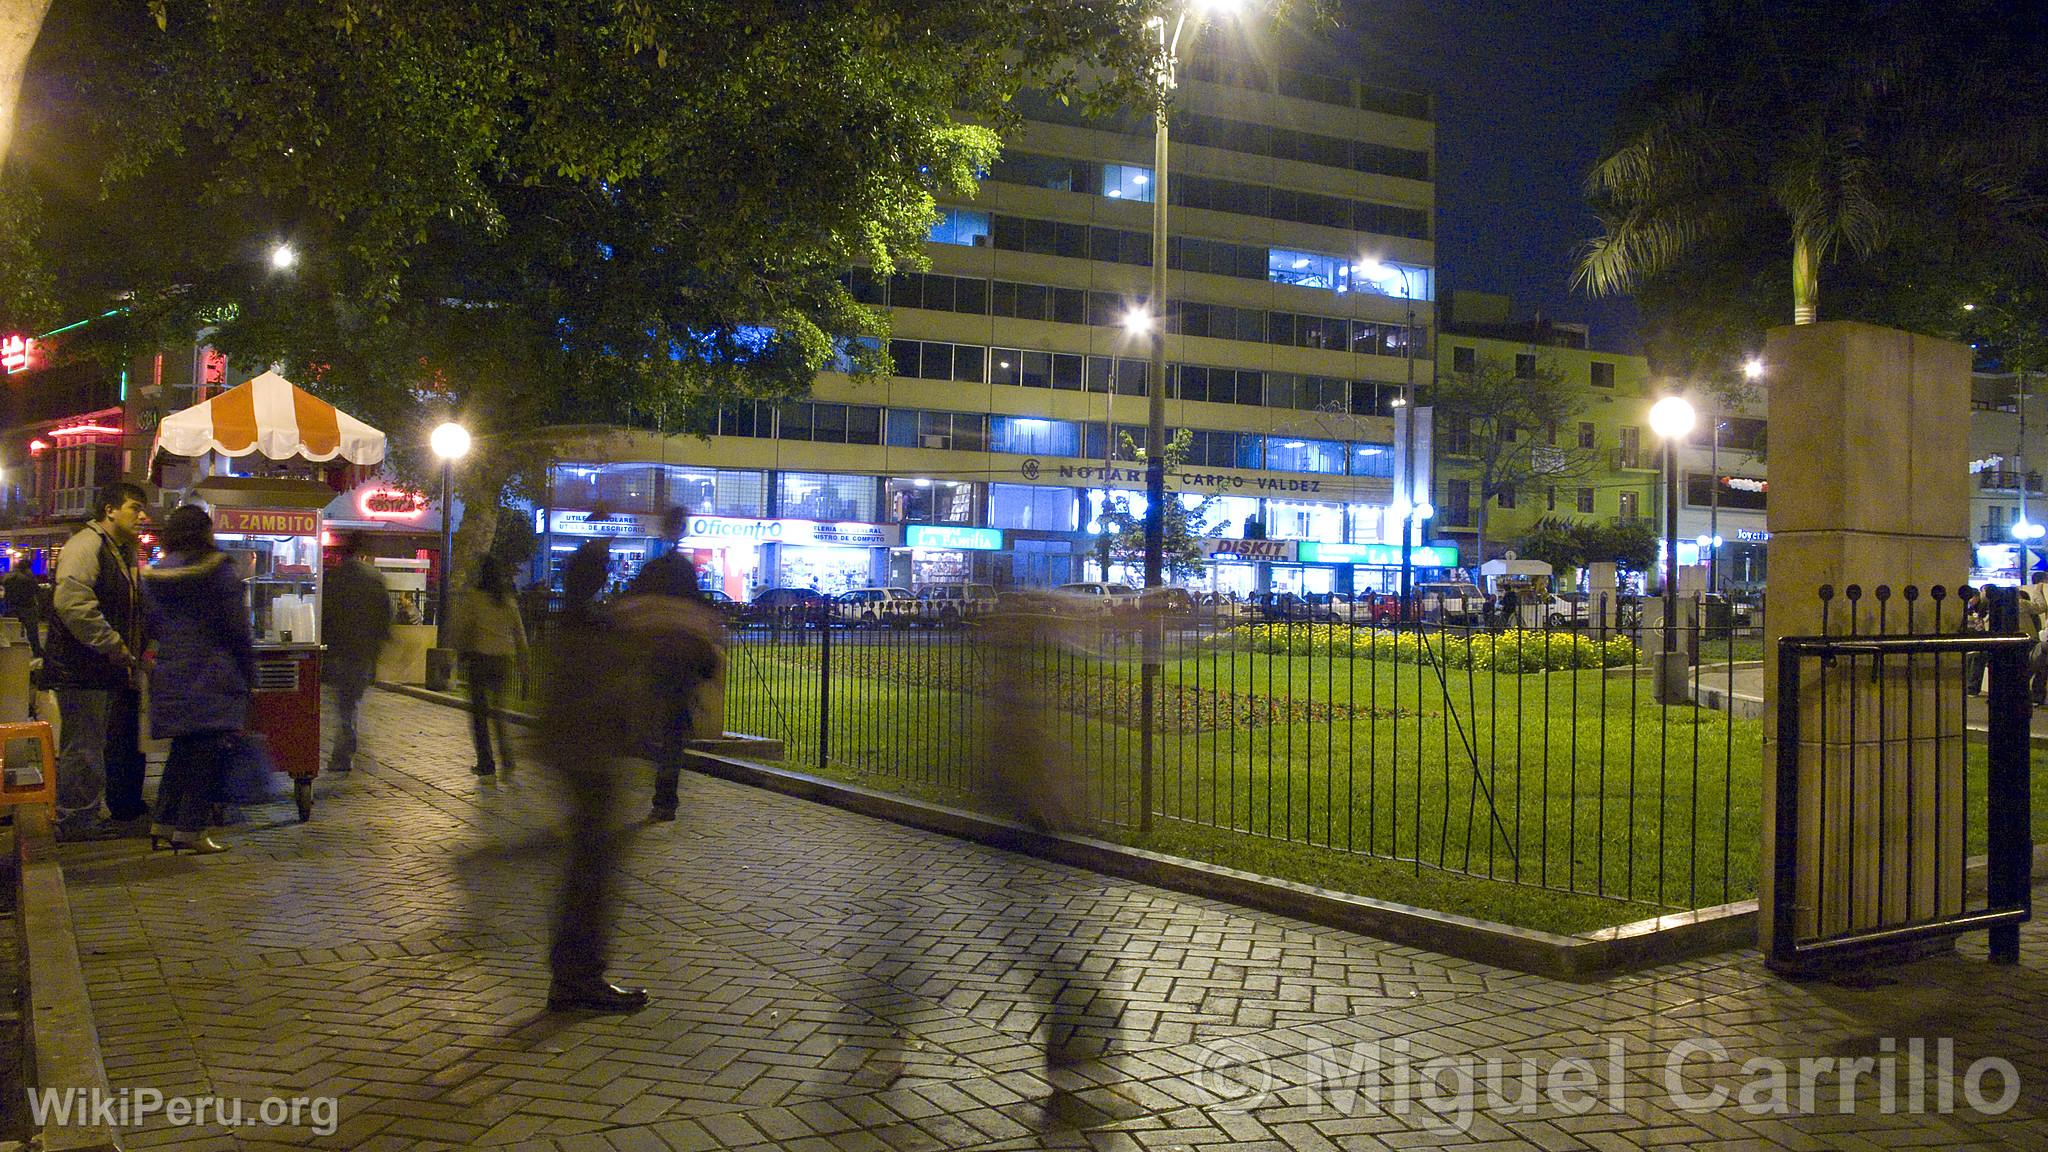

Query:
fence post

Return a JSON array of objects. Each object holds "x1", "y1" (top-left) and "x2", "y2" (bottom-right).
[
  {"x1": 1140, "y1": 615, "x2": 1157, "y2": 834},
  {"x1": 1769, "y1": 637, "x2": 1803, "y2": 971},
  {"x1": 817, "y1": 619, "x2": 831, "y2": 774},
  {"x1": 1986, "y1": 586, "x2": 2029, "y2": 964}
]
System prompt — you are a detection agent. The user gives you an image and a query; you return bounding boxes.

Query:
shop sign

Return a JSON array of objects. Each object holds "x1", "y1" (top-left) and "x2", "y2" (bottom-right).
[
  {"x1": 1019, "y1": 458, "x2": 1331, "y2": 494},
  {"x1": 906, "y1": 525, "x2": 1002, "y2": 551},
  {"x1": 1297, "y1": 541, "x2": 1459, "y2": 567},
  {"x1": 1735, "y1": 529, "x2": 1771, "y2": 543},
  {"x1": 1, "y1": 335, "x2": 36, "y2": 374},
  {"x1": 1200, "y1": 538, "x2": 1297, "y2": 562},
  {"x1": 357, "y1": 488, "x2": 429, "y2": 520},
  {"x1": 682, "y1": 515, "x2": 901, "y2": 548},
  {"x1": 545, "y1": 510, "x2": 658, "y2": 536},
  {"x1": 215, "y1": 508, "x2": 317, "y2": 536}
]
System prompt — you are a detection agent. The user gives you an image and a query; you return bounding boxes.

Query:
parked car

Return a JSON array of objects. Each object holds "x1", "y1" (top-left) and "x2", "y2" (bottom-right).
[
  {"x1": 834, "y1": 587, "x2": 919, "y2": 627},
  {"x1": 1196, "y1": 592, "x2": 1258, "y2": 623},
  {"x1": 698, "y1": 587, "x2": 745, "y2": 626},
  {"x1": 1416, "y1": 581, "x2": 1486, "y2": 625},
  {"x1": 1129, "y1": 586, "x2": 1197, "y2": 620},
  {"x1": 996, "y1": 589, "x2": 1061, "y2": 615},
  {"x1": 1250, "y1": 591, "x2": 1333, "y2": 622},
  {"x1": 1052, "y1": 581, "x2": 1138, "y2": 615},
  {"x1": 742, "y1": 586, "x2": 834, "y2": 628},
  {"x1": 1541, "y1": 593, "x2": 1590, "y2": 628},
  {"x1": 917, "y1": 583, "x2": 998, "y2": 626},
  {"x1": 1307, "y1": 592, "x2": 1384, "y2": 624}
]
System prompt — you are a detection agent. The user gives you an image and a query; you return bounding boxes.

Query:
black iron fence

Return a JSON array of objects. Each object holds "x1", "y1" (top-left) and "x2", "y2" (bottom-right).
[
  {"x1": 1770, "y1": 584, "x2": 2034, "y2": 970},
  {"x1": 719, "y1": 592, "x2": 1774, "y2": 914}
]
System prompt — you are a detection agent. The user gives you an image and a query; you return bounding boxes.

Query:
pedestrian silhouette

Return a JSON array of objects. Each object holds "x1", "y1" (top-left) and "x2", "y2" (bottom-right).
[{"x1": 322, "y1": 532, "x2": 391, "y2": 773}]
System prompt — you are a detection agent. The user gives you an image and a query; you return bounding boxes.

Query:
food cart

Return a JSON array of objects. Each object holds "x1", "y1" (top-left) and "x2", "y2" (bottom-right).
[{"x1": 153, "y1": 372, "x2": 388, "y2": 820}]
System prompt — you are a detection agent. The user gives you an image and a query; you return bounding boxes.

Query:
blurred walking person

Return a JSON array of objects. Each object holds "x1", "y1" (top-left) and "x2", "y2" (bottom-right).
[
  {"x1": 625, "y1": 507, "x2": 710, "y2": 821},
  {"x1": 141, "y1": 506, "x2": 254, "y2": 854},
  {"x1": 5, "y1": 565, "x2": 46, "y2": 659},
  {"x1": 538, "y1": 535, "x2": 719, "y2": 1011},
  {"x1": 321, "y1": 532, "x2": 391, "y2": 773},
  {"x1": 48, "y1": 481, "x2": 150, "y2": 841},
  {"x1": 449, "y1": 555, "x2": 529, "y2": 776}
]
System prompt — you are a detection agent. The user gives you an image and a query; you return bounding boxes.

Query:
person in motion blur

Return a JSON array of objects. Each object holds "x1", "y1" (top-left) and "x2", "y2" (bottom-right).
[
  {"x1": 48, "y1": 481, "x2": 151, "y2": 841},
  {"x1": 624, "y1": 507, "x2": 711, "y2": 821},
  {"x1": 321, "y1": 532, "x2": 391, "y2": 773},
  {"x1": 5, "y1": 564, "x2": 46, "y2": 659},
  {"x1": 449, "y1": 555, "x2": 530, "y2": 776},
  {"x1": 141, "y1": 505, "x2": 254, "y2": 854},
  {"x1": 536, "y1": 532, "x2": 720, "y2": 1010}
]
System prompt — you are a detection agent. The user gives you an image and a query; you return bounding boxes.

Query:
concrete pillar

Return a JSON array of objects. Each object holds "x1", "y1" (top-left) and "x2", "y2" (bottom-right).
[
  {"x1": 1761, "y1": 322, "x2": 1972, "y2": 959},
  {"x1": 1588, "y1": 562, "x2": 1617, "y2": 629}
]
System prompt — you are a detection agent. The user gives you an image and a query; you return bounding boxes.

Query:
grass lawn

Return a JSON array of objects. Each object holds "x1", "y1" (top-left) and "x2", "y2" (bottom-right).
[{"x1": 713, "y1": 633, "x2": 2048, "y2": 936}]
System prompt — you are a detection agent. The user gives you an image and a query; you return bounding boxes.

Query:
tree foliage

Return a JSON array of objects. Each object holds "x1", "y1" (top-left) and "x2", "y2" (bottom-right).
[
  {"x1": 1521, "y1": 515, "x2": 1659, "y2": 578},
  {"x1": 1575, "y1": 1, "x2": 2048, "y2": 376},
  {"x1": 1429, "y1": 352, "x2": 1594, "y2": 564},
  {"x1": 1100, "y1": 430, "x2": 1218, "y2": 582}
]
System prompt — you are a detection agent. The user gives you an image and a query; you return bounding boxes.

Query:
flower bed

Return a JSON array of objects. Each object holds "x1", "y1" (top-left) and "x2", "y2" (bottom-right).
[{"x1": 1203, "y1": 624, "x2": 1638, "y2": 671}]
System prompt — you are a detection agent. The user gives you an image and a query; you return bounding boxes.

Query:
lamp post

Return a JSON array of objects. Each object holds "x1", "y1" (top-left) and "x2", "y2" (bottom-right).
[
  {"x1": 1649, "y1": 395, "x2": 1696, "y2": 701},
  {"x1": 430, "y1": 421, "x2": 471, "y2": 632}
]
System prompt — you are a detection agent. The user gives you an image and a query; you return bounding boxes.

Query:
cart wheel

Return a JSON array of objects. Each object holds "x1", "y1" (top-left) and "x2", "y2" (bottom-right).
[{"x1": 295, "y1": 777, "x2": 313, "y2": 823}]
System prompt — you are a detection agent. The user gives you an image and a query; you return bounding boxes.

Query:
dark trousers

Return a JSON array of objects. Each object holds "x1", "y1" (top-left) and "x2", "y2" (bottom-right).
[
  {"x1": 154, "y1": 731, "x2": 235, "y2": 834},
  {"x1": 550, "y1": 765, "x2": 619, "y2": 984},
  {"x1": 106, "y1": 685, "x2": 145, "y2": 820},
  {"x1": 327, "y1": 661, "x2": 372, "y2": 769},
  {"x1": 650, "y1": 698, "x2": 694, "y2": 816},
  {"x1": 463, "y1": 654, "x2": 517, "y2": 772}
]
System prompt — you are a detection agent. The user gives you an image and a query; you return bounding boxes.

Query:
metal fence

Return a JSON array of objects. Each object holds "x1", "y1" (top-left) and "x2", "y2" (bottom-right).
[
  {"x1": 719, "y1": 592, "x2": 1776, "y2": 914},
  {"x1": 1770, "y1": 583, "x2": 2034, "y2": 970}
]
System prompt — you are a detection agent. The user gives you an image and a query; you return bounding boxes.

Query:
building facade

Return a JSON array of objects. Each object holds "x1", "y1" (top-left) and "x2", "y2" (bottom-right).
[
  {"x1": 1968, "y1": 370, "x2": 2048, "y2": 584},
  {"x1": 1430, "y1": 293, "x2": 1661, "y2": 578},
  {"x1": 534, "y1": 47, "x2": 1449, "y2": 599}
]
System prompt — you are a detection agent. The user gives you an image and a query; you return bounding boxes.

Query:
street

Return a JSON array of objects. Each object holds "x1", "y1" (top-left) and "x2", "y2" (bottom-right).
[{"x1": 44, "y1": 688, "x2": 2048, "y2": 1151}]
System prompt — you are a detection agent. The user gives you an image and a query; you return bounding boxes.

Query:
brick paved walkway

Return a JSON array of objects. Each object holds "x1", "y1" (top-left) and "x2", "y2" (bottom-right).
[{"x1": 46, "y1": 689, "x2": 2048, "y2": 1151}]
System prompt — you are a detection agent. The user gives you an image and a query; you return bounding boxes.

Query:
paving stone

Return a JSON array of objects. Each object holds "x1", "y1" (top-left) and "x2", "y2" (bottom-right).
[{"x1": 43, "y1": 689, "x2": 2048, "y2": 1152}]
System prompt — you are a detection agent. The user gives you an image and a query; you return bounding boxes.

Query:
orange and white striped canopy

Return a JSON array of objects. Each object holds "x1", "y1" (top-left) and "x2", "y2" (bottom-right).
[{"x1": 155, "y1": 371, "x2": 386, "y2": 465}]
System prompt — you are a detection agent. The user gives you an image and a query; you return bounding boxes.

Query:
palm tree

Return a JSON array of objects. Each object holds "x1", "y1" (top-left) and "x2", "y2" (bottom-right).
[{"x1": 1575, "y1": 1, "x2": 2048, "y2": 328}]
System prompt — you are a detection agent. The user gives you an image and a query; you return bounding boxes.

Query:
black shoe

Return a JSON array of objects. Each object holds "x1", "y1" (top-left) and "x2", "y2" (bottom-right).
[
  {"x1": 649, "y1": 806, "x2": 676, "y2": 822},
  {"x1": 473, "y1": 764, "x2": 496, "y2": 776},
  {"x1": 547, "y1": 980, "x2": 649, "y2": 1012}
]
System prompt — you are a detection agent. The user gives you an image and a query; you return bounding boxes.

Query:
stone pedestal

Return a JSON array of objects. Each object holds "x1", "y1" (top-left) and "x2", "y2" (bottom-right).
[
  {"x1": 1588, "y1": 562, "x2": 1617, "y2": 628},
  {"x1": 1761, "y1": 322, "x2": 1972, "y2": 956}
]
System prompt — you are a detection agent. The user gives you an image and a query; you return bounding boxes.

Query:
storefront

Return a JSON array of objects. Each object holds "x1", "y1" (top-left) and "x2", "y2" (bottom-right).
[
  {"x1": 1294, "y1": 541, "x2": 1461, "y2": 594},
  {"x1": 892, "y1": 524, "x2": 1002, "y2": 586}
]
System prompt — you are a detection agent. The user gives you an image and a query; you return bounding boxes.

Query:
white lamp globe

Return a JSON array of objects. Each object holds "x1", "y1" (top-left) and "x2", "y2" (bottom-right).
[
  {"x1": 1648, "y1": 395, "x2": 1697, "y2": 440},
  {"x1": 430, "y1": 422, "x2": 472, "y2": 461}
]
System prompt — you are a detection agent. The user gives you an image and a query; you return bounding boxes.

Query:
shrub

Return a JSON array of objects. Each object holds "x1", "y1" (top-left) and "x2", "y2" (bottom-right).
[{"x1": 1203, "y1": 624, "x2": 1638, "y2": 672}]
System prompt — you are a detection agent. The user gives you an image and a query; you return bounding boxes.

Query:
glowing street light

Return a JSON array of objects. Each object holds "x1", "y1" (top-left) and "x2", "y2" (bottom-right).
[
  {"x1": 269, "y1": 243, "x2": 298, "y2": 272},
  {"x1": 431, "y1": 421, "x2": 472, "y2": 634},
  {"x1": 1649, "y1": 395, "x2": 1696, "y2": 701}
]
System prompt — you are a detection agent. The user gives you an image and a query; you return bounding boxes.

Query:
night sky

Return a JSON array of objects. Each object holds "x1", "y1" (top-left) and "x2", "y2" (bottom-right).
[{"x1": 1336, "y1": 0, "x2": 1700, "y2": 351}]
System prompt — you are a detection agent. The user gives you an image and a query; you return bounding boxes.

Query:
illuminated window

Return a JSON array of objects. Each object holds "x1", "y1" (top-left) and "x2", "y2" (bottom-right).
[
  {"x1": 927, "y1": 208, "x2": 990, "y2": 247},
  {"x1": 1267, "y1": 249, "x2": 1351, "y2": 291},
  {"x1": 1101, "y1": 164, "x2": 1154, "y2": 202}
]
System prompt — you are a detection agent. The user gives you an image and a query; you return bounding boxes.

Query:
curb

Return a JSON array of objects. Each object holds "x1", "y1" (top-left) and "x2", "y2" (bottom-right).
[
  {"x1": 11, "y1": 803, "x2": 121, "y2": 1152},
  {"x1": 680, "y1": 749, "x2": 1759, "y2": 981}
]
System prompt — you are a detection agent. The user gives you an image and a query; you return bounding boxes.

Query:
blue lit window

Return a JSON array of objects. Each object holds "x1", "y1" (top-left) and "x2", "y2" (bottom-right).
[
  {"x1": 1350, "y1": 442, "x2": 1394, "y2": 477},
  {"x1": 1353, "y1": 260, "x2": 1435, "y2": 301},
  {"x1": 928, "y1": 208, "x2": 990, "y2": 246},
  {"x1": 828, "y1": 336, "x2": 882, "y2": 374},
  {"x1": 1267, "y1": 249, "x2": 1351, "y2": 292},
  {"x1": 1264, "y1": 436, "x2": 1347, "y2": 475},
  {"x1": 991, "y1": 416, "x2": 1081, "y2": 457},
  {"x1": 1101, "y1": 164, "x2": 1154, "y2": 202}
]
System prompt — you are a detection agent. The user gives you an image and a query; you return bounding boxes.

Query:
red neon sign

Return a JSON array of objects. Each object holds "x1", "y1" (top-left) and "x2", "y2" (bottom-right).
[
  {"x1": 50, "y1": 424, "x2": 122, "y2": 438},
  {"x1": 2, "y1": 335, "x2": 35, "y2": 374},
  {"x1": 27, "y1": 439, "x2": 47, "y2": 456},
  {"x1": 357, "y1": 488, "x2": 428, "y2": 520}
]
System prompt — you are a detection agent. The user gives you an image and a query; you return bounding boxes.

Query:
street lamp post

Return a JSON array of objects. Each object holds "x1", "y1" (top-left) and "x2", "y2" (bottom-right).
[
  {"x1": 1649, "y1": 395, "x2": 1696, "y2": 702},
  {"x1": 430, "y1": 421, "x2": 472, "y2": 632}
]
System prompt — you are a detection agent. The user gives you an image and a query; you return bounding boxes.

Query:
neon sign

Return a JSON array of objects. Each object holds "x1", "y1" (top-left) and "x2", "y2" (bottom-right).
[
  {"x1": 1, "y1": 336, "x2": 35, "y2": 374},
  {"x1": 357, "y1": 488, "x2": 428, "y2": 520}
]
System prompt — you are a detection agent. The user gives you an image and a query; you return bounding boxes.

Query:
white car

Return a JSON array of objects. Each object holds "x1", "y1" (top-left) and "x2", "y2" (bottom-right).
[
  {"x1": 1052, "y1": 581, "x2": 1138, "y2": 615},
  {"x1": 1540, "y1": 593, "x2": 1590, "y2": 628},
  {"x1": 834, "y1": 587, "x2": 919, "y2": 627},
  {"x1": 1417, "y1": 581, "x2": 1486, "y2": 625}
]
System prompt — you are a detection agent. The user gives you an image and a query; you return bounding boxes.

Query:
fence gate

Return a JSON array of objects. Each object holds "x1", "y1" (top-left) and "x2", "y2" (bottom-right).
[{"x1": 1770, "y1": 583, "x2": 2033, "y2": 972}]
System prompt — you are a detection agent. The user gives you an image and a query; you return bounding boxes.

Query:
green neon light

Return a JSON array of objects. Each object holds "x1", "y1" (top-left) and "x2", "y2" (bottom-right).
[
  {"x1": 35, "y1": 308, "x2": 124, "y2": 339},
  {"x1": 120, "y1": 370, "x2": 128, "y2": 401}
]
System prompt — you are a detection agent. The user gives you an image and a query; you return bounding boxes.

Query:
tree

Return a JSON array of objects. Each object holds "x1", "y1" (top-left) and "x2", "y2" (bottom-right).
[
  {"x1": 1574, "y1": 1, "x2": 2048, "y2": 373},
  {"x1": 0, "y1": 0, "x2": 52, "y2": 165},
  {"x1": 1100, "y1": 430, "x2": 1217, "y2": 583},
  {"x1": 1429, "y1": 352, "x2": 1596, "y2": 565},
  {"x1": 1, "y1": 0, "x2": 1165, "y2": 587},
  {"x1": 1516, "y1": 516, "x2": 1659, "y2": 583}
]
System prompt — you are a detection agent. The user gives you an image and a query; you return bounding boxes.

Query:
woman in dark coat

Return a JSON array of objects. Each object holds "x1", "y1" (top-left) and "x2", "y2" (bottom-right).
[{"x1": 143, "y1": 505, "x2": 255, "y2": 853}]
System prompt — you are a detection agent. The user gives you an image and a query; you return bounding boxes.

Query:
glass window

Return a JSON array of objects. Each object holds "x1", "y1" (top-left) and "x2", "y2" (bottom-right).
[
  {"x1": 1591, "y1": 360, "x2": 1615, "y2": 388},
  {"x1": 1578, "y1": 422, "x2": 1597, "y2": 449},
  {"x1": 1577, "y1": 487, "x2": 1596, "y2": 514},
  {"x1": 1051, "y1": 353, "x2": 1084, "y2": 391},
  {"x1": 953, "y1": 344, "x2": 985, "y2": 383},
  {"x1": 1266, "y1": 500, "x2": 1344, "y2": 540},
  {"x1": 812, "y1": 403, "x2": 847, "y2": 443},
  {"x1": 1178, "y1": 365, "x2": 1209, "y2": 402},
  {"x1": 886, "y1": 409, "x2": 919, "y2": 447},
  {"x1": 662, "y1": 467, "x2": 766, "y2": 518},
  {"x1": 991, "y1": 416, "x2": 1081, "y2": 457},
  {"x1": 1353, "y1": 261, "x2": 1433, "y2": 301},
  {"x1": 1115, "y1": 359, "x2": 1147, "y2": 396},
  {"x1": 889, "y1": 340, "x2": 919, "y2": 378},
  {"x1": 953, "y1": 412, "x2": 988, "y2": 453},
  {"x1": 1267, "y1": 249, "x2": 1351, "y2": 292},
  {"x1": 886, "y1": 477, "x2": 976, "y2": 524},
  {"x1": 927, "y1": 208, "x2": 989, "y2": 247},
  {"x1": 922, "y1": 276, "x2": 955, "y2": 313},
  {"x1": 781, "y1": 473, "x2": 877, "y2": 522},
  {"x1": 1019, "y1": 350, "x2": 1051, "y2": 389},
  {"x1": 846, "y1": 268, "x2": 885, "y2": 305},
  {"x1": 847, "y1": 406, "x2": 882, "y2": 445},
  {"x1": 990, "y1": 281, "x2": 1018, "y2": 317},
  {"x1": 989, "y1": 483, "x2": 1076, "y2": 531},
  {"x1": 956, "y1": 277, "x2": 988, "y2": 315},
  {"x1": 1452, "y1": 345, "x2": 1476, "y2": 373},
  {"x1": 1052, "y1": 286, "x2": 1086, "y2": 325},
  {"x1": 1016, "y1": 282, "x2": 1047, "y2": 319},
  {"x1": 1516, "y1": 353, "x2": 1537, "y2": 379},
  {"x1": 990, "y1": 348, "x2": 1021, "y2": 387},
  {"x1": 1350, "y1": 443, "x2": 1393, "y2": 477},
  {"x1": 920, "y1": 342, "x2": 952, "y2": 380},
  {"x1": 1264, "y1": 437, "x2": 1346, "y2": 475},
  {"x1": 1102, "y1": 164, "x2": 1154, "y2": 202},
  {"x1": 777, "y1": 403, "x2": 814, "y2": 442}
]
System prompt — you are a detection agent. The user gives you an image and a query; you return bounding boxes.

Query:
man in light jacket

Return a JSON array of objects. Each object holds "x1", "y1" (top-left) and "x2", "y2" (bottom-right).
[{"x1": 47, "y1": 481, "x2": 151, "y2": 840}]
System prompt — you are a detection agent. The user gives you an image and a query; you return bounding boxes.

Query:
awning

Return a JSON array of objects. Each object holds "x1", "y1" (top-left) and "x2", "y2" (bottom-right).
[{"x1": 155, "y1": 371, "x2": 386, "y2": 465}]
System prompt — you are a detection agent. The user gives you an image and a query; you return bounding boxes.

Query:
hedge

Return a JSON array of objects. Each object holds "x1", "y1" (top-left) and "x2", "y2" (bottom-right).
[{"x1": 1202, "y1": 623, "x2": 1639, "y2": 671}]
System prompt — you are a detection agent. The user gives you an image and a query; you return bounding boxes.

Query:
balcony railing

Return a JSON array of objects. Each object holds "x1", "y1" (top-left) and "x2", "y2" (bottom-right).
[
  {"x1": 1977, "y1": 470, "x2": 2043, "y2": 494},
  {"x1": 1609, "y1": 447, "x2": 1651, "y2": 470}
]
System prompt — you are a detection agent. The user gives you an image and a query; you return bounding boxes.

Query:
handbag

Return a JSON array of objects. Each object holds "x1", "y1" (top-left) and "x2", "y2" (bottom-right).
[{"x1": 214, "y1": 731, "x2": 286, "y2": 804}]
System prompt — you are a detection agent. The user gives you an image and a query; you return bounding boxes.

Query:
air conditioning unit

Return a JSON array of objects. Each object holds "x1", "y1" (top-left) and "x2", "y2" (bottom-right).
[
  {"x1": 922, "y1": 435, "x2": 952, "y2": 450},
  {"x1": 972, "y1": 233, "x2": 989, "y2": 247}
]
